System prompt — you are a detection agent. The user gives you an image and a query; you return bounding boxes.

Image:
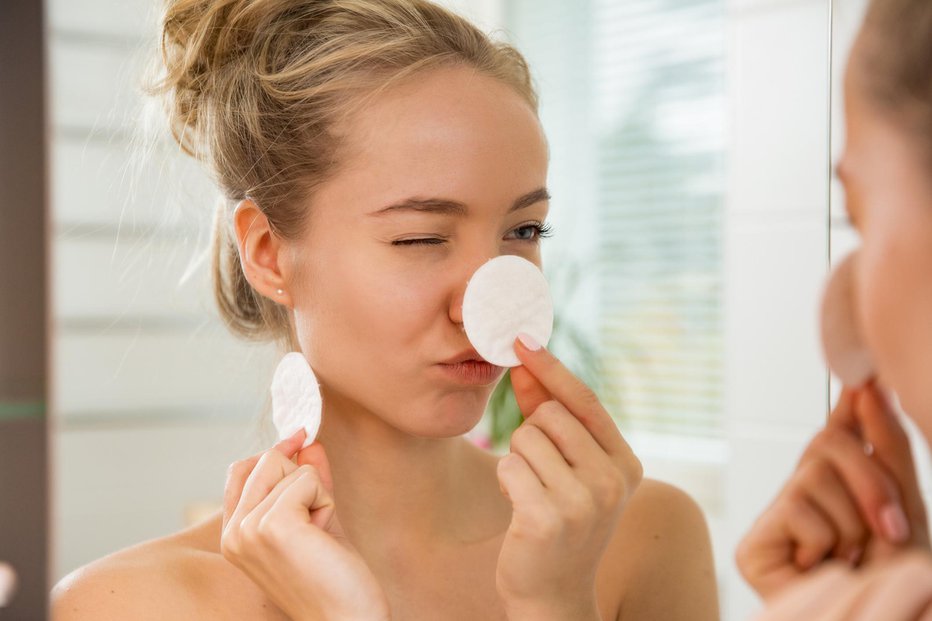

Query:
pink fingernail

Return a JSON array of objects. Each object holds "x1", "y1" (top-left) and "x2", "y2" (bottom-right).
[
  {"x1": 517, "y1": 332, "x2": 541, "y2": 351},
  {"x1": 881, "y1": 503, "x2": 910, "y2": 542},
  {"x1": 847, "y1": 547, "x2": 863, "y2": 566}
]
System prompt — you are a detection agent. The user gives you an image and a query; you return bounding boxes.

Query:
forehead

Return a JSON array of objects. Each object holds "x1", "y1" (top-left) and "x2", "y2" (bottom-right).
[{"x1": 327, "y1": 65, "x2": 549, "y2": 210}]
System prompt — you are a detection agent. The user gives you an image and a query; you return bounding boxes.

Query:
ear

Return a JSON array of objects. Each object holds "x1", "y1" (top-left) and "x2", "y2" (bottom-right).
[{"x1": 233, "y1": 199, "x2": 293, "y2": 308}]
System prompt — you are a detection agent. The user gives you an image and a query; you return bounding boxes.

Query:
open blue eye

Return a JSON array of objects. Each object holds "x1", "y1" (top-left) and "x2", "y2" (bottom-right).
[{"x1": 512, "y1": 221, "x2": 554, "y2": 241}]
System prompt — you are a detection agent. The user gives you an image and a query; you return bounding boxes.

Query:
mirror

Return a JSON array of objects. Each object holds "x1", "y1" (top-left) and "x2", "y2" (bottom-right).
[{"x1": 43, "y1": 0, "x2": 851, "y2": 619}]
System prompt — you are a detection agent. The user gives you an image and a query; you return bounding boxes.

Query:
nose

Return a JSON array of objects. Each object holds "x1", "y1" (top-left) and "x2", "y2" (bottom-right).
[{"x1": 449, "y1": 249, "x2": 502, "y2": 329}]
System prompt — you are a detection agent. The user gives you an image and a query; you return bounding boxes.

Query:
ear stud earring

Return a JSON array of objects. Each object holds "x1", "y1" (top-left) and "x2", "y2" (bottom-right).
[{"x1": 276, "y1": 289, "x2": 284, "y2": 295}]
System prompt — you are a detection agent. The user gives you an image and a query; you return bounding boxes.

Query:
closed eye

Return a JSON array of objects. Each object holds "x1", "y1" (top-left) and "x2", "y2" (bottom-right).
[
  {"x1": 393, "y1": 221, "x2": 554, "y2": 246},
  {"x1": 394, "y1": 237, "x2": 447, "y2": 246}
]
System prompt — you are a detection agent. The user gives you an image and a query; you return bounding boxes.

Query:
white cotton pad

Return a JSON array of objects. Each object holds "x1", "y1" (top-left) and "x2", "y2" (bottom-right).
[
  {"x1": 462, "y1": 255, "x2": 554, "y2": 368},
  {"x1": 271, "y1": 352, "x2": 322, "y2": 449},
  {"x1": 820, "y1": 250, "x2": 875, "y2": 386}
]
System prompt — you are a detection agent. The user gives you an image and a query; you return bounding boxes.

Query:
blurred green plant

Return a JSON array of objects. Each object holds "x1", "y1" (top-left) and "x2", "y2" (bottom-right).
[{"x1": 484, "y1": 260, "x2": 619, "y2": 452}]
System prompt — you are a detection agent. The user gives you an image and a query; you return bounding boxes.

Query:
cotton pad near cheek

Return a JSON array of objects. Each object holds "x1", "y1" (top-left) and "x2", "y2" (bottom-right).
[
  {"x1": 271, "y1": 352, "x2": 323, "y2": 449},
  {"x1": 820, "y1": 250, "x2": 876, "y2": 386},
  {"x1": 462, "y1": 255, "x2": 554, "y2": 368}
]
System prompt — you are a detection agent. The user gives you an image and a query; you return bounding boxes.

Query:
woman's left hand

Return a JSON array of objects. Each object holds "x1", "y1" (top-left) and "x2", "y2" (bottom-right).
[
  {"x1": 754, "y1": 551, "x2": 932, "y2": 621},
  {"x1": 494, "y1": 333, "x2": 643, "y2": 618}
]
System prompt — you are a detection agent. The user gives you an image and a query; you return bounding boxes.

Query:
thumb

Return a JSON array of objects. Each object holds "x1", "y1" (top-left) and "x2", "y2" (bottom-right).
[
  {"x1": 509, "y1": 365, "x2": 551, "y2": 419},
  {"x1": 295, "y1": 442, "x2": 349, "y2": 538},
  {"x1": 297, "y1": 441, "x2": 335, "y2": 497}
]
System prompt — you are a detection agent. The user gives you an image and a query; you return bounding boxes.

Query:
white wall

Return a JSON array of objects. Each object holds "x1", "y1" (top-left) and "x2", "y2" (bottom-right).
[
  {"x1": 46, "y1": 0, "x2": 278, "y2": 579},
  {"x1": 722, "y1": 0, "x2": 832, "y2": 617}
]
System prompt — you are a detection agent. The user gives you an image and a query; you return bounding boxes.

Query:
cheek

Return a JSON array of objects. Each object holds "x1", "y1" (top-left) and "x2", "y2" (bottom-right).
[
  {"x1": 328, "y1": 249, "x2": 446, "y2": 341},
  {"x1": 857, "y1": 216, "x2": 932, "y2": 414}
]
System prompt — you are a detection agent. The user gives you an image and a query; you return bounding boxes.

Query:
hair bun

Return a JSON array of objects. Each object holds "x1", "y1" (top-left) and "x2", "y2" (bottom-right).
[{"x1": 148, "y1": 0, "x2": 259, "y2": 158}]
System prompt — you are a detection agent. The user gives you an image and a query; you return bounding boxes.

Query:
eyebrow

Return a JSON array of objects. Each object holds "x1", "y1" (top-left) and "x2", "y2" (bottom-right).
[{"x1": 368, "y1": 187, "x2": 551, "y2": 218}]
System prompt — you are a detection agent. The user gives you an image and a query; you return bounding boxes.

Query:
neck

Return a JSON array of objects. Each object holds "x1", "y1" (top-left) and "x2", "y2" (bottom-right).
[{"x1": 315, "y1": 386, "x2": 509, "y2": 558}]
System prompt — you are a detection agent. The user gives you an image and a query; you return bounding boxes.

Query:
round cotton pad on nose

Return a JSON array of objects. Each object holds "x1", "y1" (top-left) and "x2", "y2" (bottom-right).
[
  {"x1": 462, "y1": 255, "x2": 554, "y2": 368},
  {"x1": 820, "y1": 251, "x2": 875, "y2": 386},
  {"x1": 271, "y1": 352, "x2": 322, "y2": 449}
]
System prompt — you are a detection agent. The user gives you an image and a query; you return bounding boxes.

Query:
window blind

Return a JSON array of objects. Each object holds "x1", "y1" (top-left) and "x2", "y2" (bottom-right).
[{"x1": 505, "y1": 0, "x2": 726, "y2": 437}]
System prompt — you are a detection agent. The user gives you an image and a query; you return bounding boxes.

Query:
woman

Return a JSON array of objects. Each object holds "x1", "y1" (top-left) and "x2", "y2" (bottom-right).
[
  {"x1": 50, "y1": 1, "x2": 718, "y2": 619},
  {"x1": 738, "y1": 0, "x2": 932, "y2": 617}
]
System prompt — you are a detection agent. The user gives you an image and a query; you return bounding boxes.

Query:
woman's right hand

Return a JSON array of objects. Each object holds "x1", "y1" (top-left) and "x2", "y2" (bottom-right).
[
  {"x1": 737, "y1": 381, "x2": 930, "y2": 600},
  {"x1": 221, "y1": 429, "x2": 391, "y2": 621}
]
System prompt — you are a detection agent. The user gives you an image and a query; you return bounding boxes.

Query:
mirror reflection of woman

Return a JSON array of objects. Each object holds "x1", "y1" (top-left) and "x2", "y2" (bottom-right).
[
  {"x1": 738, "y1": 0, "x2": 932, "y2": 617},
  {"x1": 50, "y1": 2, "x2": 718, "y2": 619}
]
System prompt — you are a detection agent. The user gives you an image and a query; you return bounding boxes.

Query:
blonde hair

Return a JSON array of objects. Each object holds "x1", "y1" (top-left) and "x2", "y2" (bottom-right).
[{"x1": 145, "y1": 0, "x2": 538, "y2": 352}]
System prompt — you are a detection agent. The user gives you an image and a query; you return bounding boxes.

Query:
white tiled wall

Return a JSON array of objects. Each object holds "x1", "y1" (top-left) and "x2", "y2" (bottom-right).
[
  {"x1": 47, "y1": 0, "x2": 279, "y2": 581},
  {"x1": 723, "y1": 0, "x2": 832, "y2": 618},
  {"x1": 53, "y1": 417, "x2": 259, "y2": 576}
]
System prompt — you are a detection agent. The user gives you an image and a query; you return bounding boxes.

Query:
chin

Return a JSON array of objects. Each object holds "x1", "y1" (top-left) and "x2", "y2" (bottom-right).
[{"x1": 413, "y1": 400, "x2": 488, "y2": 438}]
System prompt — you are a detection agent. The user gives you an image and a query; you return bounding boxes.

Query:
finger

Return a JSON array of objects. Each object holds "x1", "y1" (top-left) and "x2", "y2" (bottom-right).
[
  {"x1": 857, "y1": 383, "x2": 927, "y2": 536},
  {"x1": 785, "y1": 494, "x2": 838, "y2": 569},
  {"x1": 509, "y1": 420, "x2": 577, "y2": 493},
  {"x1": 512, "y1": 335, "x2": 627, "y2": 457},
  {"x1": 797, "y1": 459, "x2": 869, "y2": 563},
  {"x1": 805, "y1": 426, "x2": 907, "y2": 543},
  {"x1": 273, "y1": 427, "x2": 309, "y2": 456},
  {"x1": 222, "y1": 429, "x2": 307, "y2": 530},
  {"x1": 497, "y1": 452, "x2": 547, "y2": 508},
  {"x1": 827, "y1": 386, "x2": 860, "y2": 431},
  {"x1": 522, "y1": 400, "x2": 602, "y2": 469},
  {"x1": 243, "y1": 464, "x2": 315, "y2": 528},
  {"x1": 270, "y1": 467, "x2": 342, "y2": 535},
  {"x1": 246, "y1": 464, "x2": 336, "y2": 534},
  {"x1": 510, "y1": 364, "x2": 552, "y2": 419},
  {"x1": 296, "y1": 441, "x2": 334, "y2": 496},
  {"x1": 229, "y1": 449, "x2": 299, "y2": 527}
]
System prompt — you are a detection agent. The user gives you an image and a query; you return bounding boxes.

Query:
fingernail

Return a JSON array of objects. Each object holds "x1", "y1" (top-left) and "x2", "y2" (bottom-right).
[
  {"x1": 881, "y1": 503, "x2": 910, "y2": 542},
  {"x1": 517, "y1": 332, "x2": 541, "y2": 351},
  {"x1": 847, "y1": 547, "x2": 863, "y2": 566}
]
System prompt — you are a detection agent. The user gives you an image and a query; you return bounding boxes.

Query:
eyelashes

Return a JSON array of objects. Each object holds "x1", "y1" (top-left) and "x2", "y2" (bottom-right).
[{"x1": 393, "y1": 221, "x2": 554, "y2": 247}]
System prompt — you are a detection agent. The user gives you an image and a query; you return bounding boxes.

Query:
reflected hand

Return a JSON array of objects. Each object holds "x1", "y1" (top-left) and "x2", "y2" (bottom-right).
[
  {"x1": 754, "y1": 551, "x2": 932, "y2": 621},
  {"x1": 494, "y1": 335, "x2": 643, "y2": 618},
  {"x1": 221, "y1": 430, "x2": 391, "y2": 621},
  {"x1": 737, "y1": 381, "x2": 929, "y2": 601}
]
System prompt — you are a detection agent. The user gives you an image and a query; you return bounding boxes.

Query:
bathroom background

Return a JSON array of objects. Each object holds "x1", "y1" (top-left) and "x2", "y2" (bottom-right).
[{"x1": 40, "y1": 0, "x2": 932, "y2": 620}]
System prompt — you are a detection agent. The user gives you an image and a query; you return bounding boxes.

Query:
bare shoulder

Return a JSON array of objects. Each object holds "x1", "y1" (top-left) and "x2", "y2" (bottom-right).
[
  {"x1": 620, "y1": 477, "x2": 708, "y2": 537},
  {"x1": 51, "y1": 514, "x2": 269, "y2": 621},
  {"x1": 598, "y1": 478, "x2": 719, "y2": 621},
  {"x1": 51, "y1": 536, "x2": 201, "y2": 620}
]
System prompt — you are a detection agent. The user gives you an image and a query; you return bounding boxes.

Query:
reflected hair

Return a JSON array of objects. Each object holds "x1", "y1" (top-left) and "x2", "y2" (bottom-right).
[
  {"x1": 859, "y1": 0, "x2": 932, "y2": 163},
  {"x1": 144, "y1": 0, "x2": 538, "y2": 352}
]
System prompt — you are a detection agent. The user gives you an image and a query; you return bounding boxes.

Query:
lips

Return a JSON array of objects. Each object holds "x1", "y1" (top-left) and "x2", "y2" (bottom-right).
[
  {"x1": 435, "y1": 359, "x2": 504, "y2": 385},
  {"x1": 440, "y1": 348, "x2": 489, "y2": 365}
]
